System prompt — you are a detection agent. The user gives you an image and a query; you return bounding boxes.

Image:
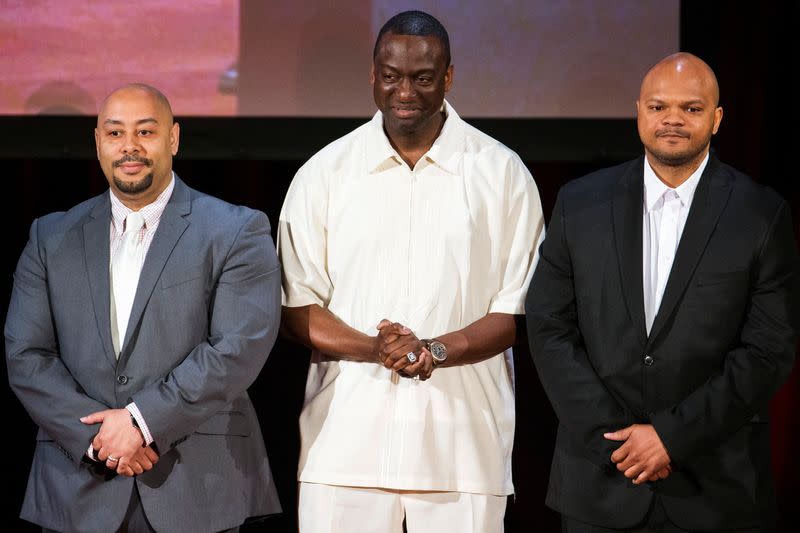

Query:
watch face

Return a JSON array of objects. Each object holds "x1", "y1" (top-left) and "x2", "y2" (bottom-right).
[{"x1": 429, "y1": 341, "x2": 447, "y2": 362}]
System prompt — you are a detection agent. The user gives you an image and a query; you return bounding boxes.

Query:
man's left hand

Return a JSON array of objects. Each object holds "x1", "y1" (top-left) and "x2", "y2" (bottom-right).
[
  {"x1": 116, "y1": 444, "x2": 160, "y2": 477},
  {"x1": 398, "y1": 347, "x2": 434, "y2": 381},
  {"x1": 81, "y1": 408, "x2": 145, "y2": 469},
  {"x1": 376, "y1": 319, "x2": 425, "y2": 373},
  {"x1": 605, "y1": 424, "x2": 671, "y2": 484},
  {"x1": 376, "y1": 320, "x2": 433, "y2": 380}
]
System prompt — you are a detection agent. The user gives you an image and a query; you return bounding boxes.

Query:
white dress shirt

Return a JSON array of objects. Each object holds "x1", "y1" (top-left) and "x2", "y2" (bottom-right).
[
  {"x1": 279, "y1": 101, "x2": 545, "y2": 495},
  {"x1": 642, "y1": 154, "x2": 708, "y2": 333}
]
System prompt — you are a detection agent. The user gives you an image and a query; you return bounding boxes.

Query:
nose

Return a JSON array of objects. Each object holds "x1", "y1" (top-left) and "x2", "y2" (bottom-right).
[
  {"x1": 397, "y1": 77, "x2": 416, "y2": 99},
  {"x1": 662, "y1": 109, "x2": 685, "y2": 126},
  {"x1": 121, "y1": 132, "x2": 142, "y2": 154}
]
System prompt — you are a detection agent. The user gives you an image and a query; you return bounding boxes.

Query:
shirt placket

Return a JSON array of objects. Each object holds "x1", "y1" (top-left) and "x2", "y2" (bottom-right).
[
  {"x1": 382, "y1": 161, "x2": 421, "y2": 485},
  {"x1": 655, "y1": 191, "x2": 681, "y2": 310}
]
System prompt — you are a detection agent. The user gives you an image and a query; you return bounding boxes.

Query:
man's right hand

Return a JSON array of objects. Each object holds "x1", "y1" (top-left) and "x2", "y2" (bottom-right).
[
  {"x1": 115, "y1": 445, "x2": 160, "y2": 477},
  {"x1": 375, "y1": 319, "x2": 423, "y2": 370},
  {"x1": 375, "y1": 320, "x2": 432, "y2": 380},
  {"x1": 606, "y1": 424, "x2": 673, "y2": 483}
]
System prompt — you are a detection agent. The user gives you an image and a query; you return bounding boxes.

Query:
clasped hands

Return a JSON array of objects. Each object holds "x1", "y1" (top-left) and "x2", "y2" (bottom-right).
[
  {"x1": 374, "y1": 319, "x2": 433, "y2": 381},
  {"x1": 605, "y1": 423, "x2": 672, "y2": 484},
  {"x1": 81, "y1": 408, "x2": 159, "y2": 477}
]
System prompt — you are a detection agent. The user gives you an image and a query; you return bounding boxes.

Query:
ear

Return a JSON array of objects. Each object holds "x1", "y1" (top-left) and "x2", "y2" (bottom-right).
[
  {"x1": 712, "y1": 106, "x2": 723, "y2": 135},
  {"x1": 370, "y1": 63, "x2": 376, "y2": 85},
  {"x1": 94, "y1": 128, "x2": 101, "y2": 160},
  {"x1": 170, "y1": 122, "x2": 180, "y2": 156},
  {"x1": 444, "y1": 64, "x2": 454, "y2": 93}
]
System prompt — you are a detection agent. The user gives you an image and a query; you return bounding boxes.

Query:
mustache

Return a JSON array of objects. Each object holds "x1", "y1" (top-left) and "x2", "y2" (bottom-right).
[
  {"x1": 656, "y1": 128, "x2": 689, "y2": 138},
  {"x1": 112, "y1": 155, "x2": 153, "y2": 168}
]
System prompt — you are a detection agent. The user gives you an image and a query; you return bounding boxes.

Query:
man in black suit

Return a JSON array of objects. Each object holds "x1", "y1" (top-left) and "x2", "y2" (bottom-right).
[{"x1": 526, "y1": 52, "x2": 798, "y2": 531}]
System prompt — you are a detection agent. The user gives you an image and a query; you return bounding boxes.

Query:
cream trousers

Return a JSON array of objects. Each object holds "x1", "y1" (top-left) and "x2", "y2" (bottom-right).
[{"x1": 299, "y1": 482, "x2": 507, "y2": 533}]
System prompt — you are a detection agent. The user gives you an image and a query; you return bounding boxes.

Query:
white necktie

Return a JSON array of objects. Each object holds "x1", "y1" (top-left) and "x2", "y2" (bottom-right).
[{"x1": 110, "y1": 211, "x2": 145, "y2": 355}]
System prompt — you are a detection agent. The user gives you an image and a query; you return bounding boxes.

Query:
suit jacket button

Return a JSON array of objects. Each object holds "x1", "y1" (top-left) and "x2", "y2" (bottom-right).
[
  {"x1": 643, "y1": 355, "x2": 654, "y2": 366},
  {"x1": 116, "y1": 375, "x2": 129, "y2": 385}
]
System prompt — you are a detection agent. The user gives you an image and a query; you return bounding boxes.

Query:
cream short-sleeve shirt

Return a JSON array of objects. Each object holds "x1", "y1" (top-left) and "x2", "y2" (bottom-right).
[{"x1": 279, "y1": 101, "x2": 545, "y2": 495}]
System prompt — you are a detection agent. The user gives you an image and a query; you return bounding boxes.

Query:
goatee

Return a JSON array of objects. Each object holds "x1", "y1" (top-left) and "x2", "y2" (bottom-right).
[{"x1": 113, "y1": 172, "x2": 153, "y2": 194}]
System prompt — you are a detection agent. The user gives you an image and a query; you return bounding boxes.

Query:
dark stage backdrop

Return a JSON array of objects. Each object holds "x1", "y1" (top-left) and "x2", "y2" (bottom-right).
[{"x1": 1, "y1": 2, "x2": 798, "y2": 532}]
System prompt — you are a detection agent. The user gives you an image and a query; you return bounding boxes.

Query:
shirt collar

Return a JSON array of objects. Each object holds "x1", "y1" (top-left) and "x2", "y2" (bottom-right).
[
  {"x1": 110, "y1": 172, "x2": 176, "y2": 232},
  {"x1": 365, "y1": 99, "x2": 464, "y2": 175},
  {"x1": 643, "y1": 153, "x2": 708, "y2": 213}
]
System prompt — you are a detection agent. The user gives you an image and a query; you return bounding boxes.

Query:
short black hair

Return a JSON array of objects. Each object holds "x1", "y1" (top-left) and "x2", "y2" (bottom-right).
[{"x1": 373, "y1": 10, "x2": 451, "y2": 67}]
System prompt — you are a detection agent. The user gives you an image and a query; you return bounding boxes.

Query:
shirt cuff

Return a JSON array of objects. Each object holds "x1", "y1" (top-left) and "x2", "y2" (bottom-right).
[
  {"x1": 86, "y1": 443, "x2": 98, "y2": 461},
  {"x1": 126, "y1": 403, "x2": 154, "y2": 446}
]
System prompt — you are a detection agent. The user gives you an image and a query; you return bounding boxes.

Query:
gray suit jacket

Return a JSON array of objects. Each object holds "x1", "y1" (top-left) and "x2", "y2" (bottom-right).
[{"x1": 5, "y1": 177, "x2": 282, "y2": 532}]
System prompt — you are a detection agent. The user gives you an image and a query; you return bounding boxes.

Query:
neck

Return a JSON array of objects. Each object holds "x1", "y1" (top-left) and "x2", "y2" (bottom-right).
[
  {"x1": 114, "y1": 193, "x2": 156, "y2": 211},
  {"x1": 646, "y1": 149, "x2": 708, "y2": 188},
  {"x1": 385, "y1": 111, "x2": 445, "y2": 169}
]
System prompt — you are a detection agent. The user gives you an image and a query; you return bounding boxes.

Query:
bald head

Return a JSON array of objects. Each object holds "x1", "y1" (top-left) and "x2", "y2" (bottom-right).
[
  {"x1": 641, "y1": 52, "x2": 719, "y2": 107},
  {"x1": 98, "y1": 83, "x2": 174, "y2": 126}
]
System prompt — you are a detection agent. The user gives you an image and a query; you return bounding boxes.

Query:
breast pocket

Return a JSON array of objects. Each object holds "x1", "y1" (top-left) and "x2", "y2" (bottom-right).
[
  {"x1": 694, "y1": 269, "x2": 749, "y2": 287},
  {"x1": 683, "y1": 269, "x2": 750, "y2": 323},
  {"x1": 160, "y1": 265, "x2": 206, "y2": 290}
]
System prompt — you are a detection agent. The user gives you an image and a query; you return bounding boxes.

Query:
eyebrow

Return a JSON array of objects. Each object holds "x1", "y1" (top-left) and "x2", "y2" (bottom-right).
[
  {"x1": 380, "y1": 66, "x2": 437, "y2": 76},
  {"x1": 646, "y1": 98, "x2": 706, "y2": 105},
  {"x1": 102, "y1": 117, "x2": 159, "y2": 126}
]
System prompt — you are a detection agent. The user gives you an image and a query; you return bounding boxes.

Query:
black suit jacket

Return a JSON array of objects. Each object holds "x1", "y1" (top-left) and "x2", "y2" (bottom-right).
[{"x1": 525, "y1": 156, "x2": 798, "y2": 530}]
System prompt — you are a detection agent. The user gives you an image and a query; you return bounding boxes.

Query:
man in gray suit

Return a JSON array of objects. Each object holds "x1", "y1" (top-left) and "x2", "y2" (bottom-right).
[{"x1": 5, "y1": 84, "x2": 281, "y2": 532}]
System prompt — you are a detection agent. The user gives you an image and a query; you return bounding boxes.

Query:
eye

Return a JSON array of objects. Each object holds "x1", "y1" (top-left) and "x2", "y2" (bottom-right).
[
  {"x1": 416, "y1": 76, "x2": 433, "y2": 85},
  {"x1": 382, "y1": 73, "x2": 398, "y2": 82},
  {"x1": 108, "y1": 130, "x2": 122, "y2": 137},
  {"x1": 648, "y1": 105, "x2": 664, "y2": 112},
  {"x1": 138, "y1": 129, "x2": 153, "y2": 136},
  {"x1": 687, "y1": 106, "x2": 703, "y2": 113}
]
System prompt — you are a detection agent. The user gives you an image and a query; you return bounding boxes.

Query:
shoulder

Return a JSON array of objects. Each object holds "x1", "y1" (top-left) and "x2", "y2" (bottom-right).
[
  {"x1": 563, "y1": 159, "x2": 637, "y2": 196},
  {"x1": 35, "y1": 194, "x2": 106, "y2": 237},
  {"x1": 185, "y1": 186, "x2": 271, "y2": 236},
  {"x1": 177, "y1": 185, "x2": 277, "y2": 276},
  {"x1": 706, "y1": 160, "x2": 792, "y2": 248},
  {"x1": 281, "y1": 120, "x2": 376, "y2": 215},
  {"x1": 461, "y1": 120, "x2": 523, "y2": 164},
  {"x1": 556, "y1": 158, "x2": 639, "y2": 213},
  {"x1": 458, "y1": 119, "x2": 536, "y2": 192},
  {"x1": 295, "y1": 120, "x2": 373, "y2": 181},
  {"x1": 715, "y1": 159, "x2": 785, "y2": 214}
]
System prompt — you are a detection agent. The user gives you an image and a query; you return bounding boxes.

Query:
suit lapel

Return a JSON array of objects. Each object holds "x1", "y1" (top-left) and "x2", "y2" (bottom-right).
[
  {"x1": 613, "y1": 157, "x2": 648, "y2": 345},
  {"x1": 83, "y1": 195, "x2": 118, "y2": 369},
  {"x1": 647, "y1": 157, "x2": 733, "y2": 346},
  {"x1": 119, "y1": 178, "x2": 191, "y2": 360}
]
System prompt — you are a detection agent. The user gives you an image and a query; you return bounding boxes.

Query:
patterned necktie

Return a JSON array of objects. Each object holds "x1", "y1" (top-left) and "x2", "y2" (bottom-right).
[{"x1": 110, "y1": 211, "x2": 146, "y2": 356}]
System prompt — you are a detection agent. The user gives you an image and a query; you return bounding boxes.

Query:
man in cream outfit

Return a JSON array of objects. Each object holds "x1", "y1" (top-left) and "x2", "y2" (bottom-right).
[{"x1": 279, "y1": 10, "x2": 545, "y2": 533}]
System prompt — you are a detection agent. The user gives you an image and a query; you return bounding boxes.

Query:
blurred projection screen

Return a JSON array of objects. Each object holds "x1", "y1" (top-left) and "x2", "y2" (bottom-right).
[{"x1": 0, "y1": 0, "x2": 678, "y2": 117}]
